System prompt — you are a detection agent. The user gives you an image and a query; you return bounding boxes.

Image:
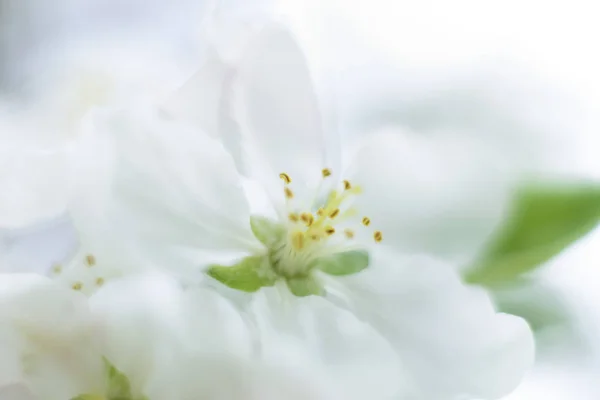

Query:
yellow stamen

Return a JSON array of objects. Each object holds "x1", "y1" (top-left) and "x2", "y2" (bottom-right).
[
  {"x1": 96, "y1": 277, "x2": 105, "y2": 286},
  {"x1": 343, "y1": 180, "x2": 352, "y2": 190},
  {"x1": 300, "y1": 213, "x2": 314, "y2": 226},
  {"x1": 279, "y1": 172, "x2": 292, "y2": 184},
  {"x1": 374, "y1": 231, "x2": 383, "y2": 242},
  {"x1": 310, "y1": 234, "x2": 321, "y2": 241},
  {"x1": 322, "y1": 168, "x2": 332, "y2": 178},
  {"x1": 72, "y1": 282, "x2": 83, "y2": 291},
  {"x1": 344, "y1": 229, "x2": 355, "y2": 239},
  {"x1": 292, "y1": 231, "x2": 305, "y2": 250},
  {"x1": 284, "y1": 187, "x2": 294, "y2": 199},
  {"x1": 329, "y1": 208, "x2": 340, "y2": 219},
  {"x1": 52, "y1": 265, "x2": 62, "y2": 274},
  {"x1": 85, "y1": 254, "x2": 96, "y2": 267},
  {"x1": 362, "y1": 217, "x2": 371, "y2": 227},
  {"x1": 288, "y1": 213, "x2": 299, "y2": 222},
  {"x1": 316, "y1": 208, "x2": 324, "y2": 217},
  {"x1": 325, "y1": 226, "x2": 336, "y2": 235}
]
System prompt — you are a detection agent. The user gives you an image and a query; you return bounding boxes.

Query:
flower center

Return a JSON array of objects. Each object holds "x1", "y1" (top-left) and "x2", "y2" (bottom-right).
[
  {"x1": 270, "y1": 168, "x2": 382, "y2": 278},
  {"x1": 207, "y1": 168, "x2": 382, "y2": 297},
  {"x1": 51, "y1": 252, "x2": 110, "y2": 295}
]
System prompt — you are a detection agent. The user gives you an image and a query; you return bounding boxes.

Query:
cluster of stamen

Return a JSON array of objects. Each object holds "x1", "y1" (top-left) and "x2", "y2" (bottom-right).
[
  {"x1": 279, "y1": 169, "x2": 382, "y2": 252},
  {"x1": 51, "y1": 253, "x2": 107, "y2": 293}
]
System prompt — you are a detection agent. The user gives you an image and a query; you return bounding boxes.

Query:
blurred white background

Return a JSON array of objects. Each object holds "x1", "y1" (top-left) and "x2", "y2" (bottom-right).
[{"x1": 1, "y1": 0, "x2": 599, "y2": 398}]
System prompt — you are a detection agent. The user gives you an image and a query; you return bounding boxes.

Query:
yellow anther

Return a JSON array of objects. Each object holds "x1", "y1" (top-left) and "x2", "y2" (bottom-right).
[
  {"x1": 374, "y1": 231, "x2": 383, "y2": 242},
  {"x1": 310, "y1": 234, "x2": 321, "y2": 241},
  {"x1": 316, "y1": 208, "x2": 324, "y2": 217},
  {"x1": 362, "y1": 217, "x2": 371, "y2": 227},
  {"x1": 289, "y1": 213, "x2": 299, "y2": 222},
  {"x1": 85, "y1": 254, "x2": 96, "y2": 267},
  {"x1": 300, "y1": 213, "x2": 314, "y2": 226},
  {"x1": 52, "y1": 265, "x2": 62, "y2": 274},
  {"x1": 322, "y1": 168, "x2": 332, "y2": 178},
  {"x1": 279, "y1": 172, "x2": 292, "y2": 184},
  {"x1": 95, "y1": 277, "x2": 105, "y2": 286},
  {"x1": 72, "y1": 282, "x2": 83, "y2": 291},
  {"x1": 284, "y1": 187, "x2": 294, "y2": 199},
  {"x1": 292, "y1": 231, "x2": 305, "y2": 250},
  {"x1": 329, "y1": 208, "x2": 340, "y2": 219},
  {"x1": 325, "y1": 226, "x2": 336, "y2": 235},
  {"x1": 343, "y1": 180, "x2": 352, "y2": 190},
  {"x1": 344, "y1": 229, "x2": 355, "y2": 239}
]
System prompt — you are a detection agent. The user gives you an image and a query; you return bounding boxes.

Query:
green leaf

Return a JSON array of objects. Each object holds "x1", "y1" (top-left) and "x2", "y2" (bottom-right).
[
  {"x1": 72, "y1": 395, "x2": 104, "y2": 400},
  {"x1": 250, "y1": 215, "x2": 284, "y2": 246},
  {"x1": 466, "y1": 183, "x2": 600, "y2": 285},
  {"x1": 313, "y1": 250, "x2": 370, "y2": 276},
  {"x1": 207, "y1": 256, "x2": 276, "y2": 292},
  {"x1": 286, "y1": 275, "x2": 323, "y2": 297}
]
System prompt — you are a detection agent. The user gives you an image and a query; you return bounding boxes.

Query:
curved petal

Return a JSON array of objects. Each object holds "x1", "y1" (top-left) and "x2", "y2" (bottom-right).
[
  {"x1": 169, "y1": 351, "x2": 342, "y2": 400},
  {"x1": 0, "y1": 274, "x2": 102, "y2": 400},
  {"x1": 0, "y1": 384, "x2": 37, "y2": 400},
  {"x1": 69, "y1": 104, "x2": 262, "y2": 273},
  {"x1": 247, "y1": 285, "x2": 409, "y2": 399},
  {"x1": 233, "y1": 24, "x2": 333, "y2": 203},
  {"x1": 163, "y1": 49, "x2": 230, "y2": 138},
  {"x1": 90, "y1": 272, "x2": 259, "y2": 400},
  {"x1": 347, "y1": 129, "x2": 512, "y2": 264},
  {"x1": 0, "y1": 215, "x2": 77, "y2": 275},
  {"x1": 326, "y1": 248, "x2": 534, "y2": 399},
  {"x1": 88, "y1": 273, "x2": 189, "y2": 397},
  {"x1": 0, "y1": 147, "x2": 69, "y2": 230}
]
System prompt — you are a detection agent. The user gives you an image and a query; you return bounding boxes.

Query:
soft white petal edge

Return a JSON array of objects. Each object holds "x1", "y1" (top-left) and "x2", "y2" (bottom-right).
[
  {"x1": 347, "y1": 129, "x2": 512, "y2": 264},
  {"x1": 326, "y1": 249, "x2": 535, "y2": 399},
  {"x1": 232, "y1": 23, "x2": 334, "y2": 205},
  {"x1": 69, "y1": 104, "x2": 261, "y2": 272}
]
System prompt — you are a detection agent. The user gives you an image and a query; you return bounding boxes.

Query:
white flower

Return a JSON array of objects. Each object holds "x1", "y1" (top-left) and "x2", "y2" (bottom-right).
[
  {"x1": 0, "y1": 269, "x2": 400, "y2": 400},
  {"x1": 72, "y1": 23, "x2": 535, "y2": 399},
  {"x1": 0, "y1": 32, "x2": 195, "y2": 230}
]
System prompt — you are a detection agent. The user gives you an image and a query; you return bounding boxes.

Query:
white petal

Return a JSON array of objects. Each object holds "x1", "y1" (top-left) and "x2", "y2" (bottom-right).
[
  {"x1": 248, "y1": 286, "x2": 408, "y2": 399},
  {"x1": 90, "y1": 273, "x2": 257, "y2": 400},
  {"x1": 163, "y1": 49, "x2": 230, "y2": 138},
  {"x1": 179, "y1": 286, "x2": 253, "y2": 357},
  {"x1": 70, "y1": 104, "x2": 261, "y2": 273},
  {"x1": 0, "y1": 274, "x2": 102, "y2": 399},
  {"x1": 169, "y1": 351, "x2": 341, "y2": 400},
  {"x1": 0, "y1": 384, "x2": 37, "y2": 400},
  {"x1": 0, "y1": 147, "x2": 69, "y2": 230},
  {"x1": 88, "y1": 273, "x2": 188, "y2": 396},
  {"x1": 347, "y1": 129, "x2": 511, "y2": 263},
  {"x1": 328, "y1": 249, "x2": 534, "y2": 399},
  {"x1": 234, "y1": 24, "x2": 329, "y2": 200},
  {"x1": 0, "y1": 215, "x2": 77, "y2": 275}
]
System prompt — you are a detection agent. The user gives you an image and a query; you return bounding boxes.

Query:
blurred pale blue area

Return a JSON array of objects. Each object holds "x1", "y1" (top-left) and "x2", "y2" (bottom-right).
[{"x1": 1, "y1": 0, "x2": 599, "y2": 398}]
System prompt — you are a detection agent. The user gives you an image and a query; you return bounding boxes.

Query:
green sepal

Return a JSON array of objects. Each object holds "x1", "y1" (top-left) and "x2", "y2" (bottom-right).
[
  {"x1": 207, "y1": 256, "x2": 277, "y2": 292},
  {"x1": 312, "y1": 250, "x2": 370, "y2": 276},
  {"x1": 250, "y1": 215, "x2": 285, "y2": 246},
  {"x1": 72, "y1": 358, "x2": 147, "y2": 400},
  {"x1": 104, "y1": 357, "x2": 133, "y2": 399},
  {"x1": 286, "y1": 275, "x2": 323, "y2": 297}
]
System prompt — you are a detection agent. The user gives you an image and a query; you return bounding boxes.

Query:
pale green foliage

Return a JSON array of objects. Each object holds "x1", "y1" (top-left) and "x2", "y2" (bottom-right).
[{"x1": 466, "y1": 183, "x2": 600, "y2": 285}]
